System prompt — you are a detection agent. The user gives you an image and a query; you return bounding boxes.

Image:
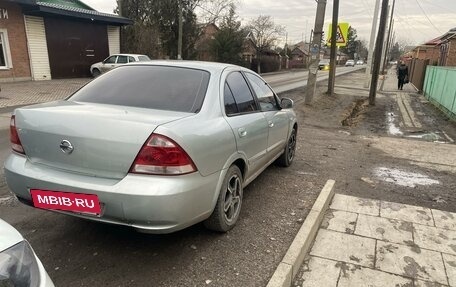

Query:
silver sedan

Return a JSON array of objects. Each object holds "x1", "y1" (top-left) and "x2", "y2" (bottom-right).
[{"x1": 4, "y1": 61, "x2": 297, "y2": 234}]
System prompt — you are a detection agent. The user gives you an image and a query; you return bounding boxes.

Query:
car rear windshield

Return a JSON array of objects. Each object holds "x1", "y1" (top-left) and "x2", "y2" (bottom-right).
[
  {"x1": 68, "y1": 65, "x2": 210, "y2": 113},
  {"x1": 138, "y1": 56, "x2": 150, "y2": 61}
]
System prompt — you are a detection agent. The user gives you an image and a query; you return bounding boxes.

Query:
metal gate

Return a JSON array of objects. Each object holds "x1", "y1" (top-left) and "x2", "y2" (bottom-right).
[{"x1": 44, "y1": 18, "x2": 109, "y2": 78}]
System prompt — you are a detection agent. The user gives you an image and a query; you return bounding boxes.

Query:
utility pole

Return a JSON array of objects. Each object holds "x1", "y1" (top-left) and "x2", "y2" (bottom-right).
[
  {"x1": 369, "y1": 0, "x2": 389, "y2": 106},
  {"x1": 177, "y1": 0, "x2": 183, "y2": 60},
  {"x1": 327, "y1": 0, "x2": 340, "y2": 97},
  {"x1": 382, "y1": 0, "x2": 396, "y2": 74},
  {"x1": 364, "y1": 0, "x2": 381, "y2": 88},
  {"x1": 379, "y1": 5, "x2": 390, "y2": 74},
  {"x1": 305, "y1": 0, "x2": 327, "y2": 105}
]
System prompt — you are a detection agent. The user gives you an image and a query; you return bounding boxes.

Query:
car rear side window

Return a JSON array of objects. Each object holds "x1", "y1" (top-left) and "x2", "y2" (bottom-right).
[
  {"x1": 138, "y1": 56, "x2": 151, "y2": 61},
  {"x1": 68, "y1": 66, "x2": 210, "y2": 113},
  {"x1": 224, "y1": 83, "x2": 239, "y2": 115},
  {"x1": 226, "y1": 72, "x2": 258, "y2": 114},
  {"x1": 128, "y1": 56, "x2": 136, "y2": 63},
  {"x1": 117, "y1": 56, "x2": 128, "y2": 64}
]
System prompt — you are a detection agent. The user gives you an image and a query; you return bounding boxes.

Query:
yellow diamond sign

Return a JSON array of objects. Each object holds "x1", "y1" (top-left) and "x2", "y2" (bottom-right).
[{"x1": 327, "y1": 23, "x2": 349, "y2": 47}]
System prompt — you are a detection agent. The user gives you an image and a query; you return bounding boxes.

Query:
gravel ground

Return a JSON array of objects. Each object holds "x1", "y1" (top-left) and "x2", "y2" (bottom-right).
[{"x1": 1, "y1": 69, "x2": 454, "y2": 286}]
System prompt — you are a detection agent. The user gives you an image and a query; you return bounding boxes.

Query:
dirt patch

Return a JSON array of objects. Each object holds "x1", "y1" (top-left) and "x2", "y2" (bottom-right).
[{"x1": 341, "y1": 99, "x2": 369, "y2": 127}]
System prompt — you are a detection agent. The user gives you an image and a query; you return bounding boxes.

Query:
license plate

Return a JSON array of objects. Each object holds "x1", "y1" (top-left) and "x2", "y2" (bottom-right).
[{"x1": 30, "y1": 189, "x2": 101, "y2": 215}]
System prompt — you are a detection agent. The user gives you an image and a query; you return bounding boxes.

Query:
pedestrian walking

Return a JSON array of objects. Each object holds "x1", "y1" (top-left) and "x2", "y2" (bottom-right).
[{"x1": 397, "y1": 61, "x2": 409, "y2": 90}]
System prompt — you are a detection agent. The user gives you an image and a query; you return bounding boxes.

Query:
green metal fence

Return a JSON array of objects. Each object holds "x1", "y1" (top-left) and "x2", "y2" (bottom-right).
[{"x1": 423, "y1": 66, "x2": 456, "y2": 119}]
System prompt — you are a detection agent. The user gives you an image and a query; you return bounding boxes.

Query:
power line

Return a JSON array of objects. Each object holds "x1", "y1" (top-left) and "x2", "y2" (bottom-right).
[{"x1": 413, "y1": 0, "x2": 442, "y2": 34}]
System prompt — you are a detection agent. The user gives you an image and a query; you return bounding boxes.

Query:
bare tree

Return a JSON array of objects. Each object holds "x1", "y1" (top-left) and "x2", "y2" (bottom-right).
[
  {"x1": 196, "y1": 0, "x2": 239, "y2": 24},
  {"x1": 247, "y1": 15, "x2": 284, "y2": 73}
]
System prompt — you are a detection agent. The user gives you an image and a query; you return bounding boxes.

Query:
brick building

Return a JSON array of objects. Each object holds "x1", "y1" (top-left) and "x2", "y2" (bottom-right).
[
  {"x1": 437, "y1": 28, "x2": 456, "y2": 67},
  {"x1": 0, "y1": 0, "x2": 130, "y2": 82}
]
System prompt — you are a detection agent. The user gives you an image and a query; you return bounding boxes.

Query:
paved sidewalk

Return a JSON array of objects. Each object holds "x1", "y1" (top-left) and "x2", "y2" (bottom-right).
[
  {"x1": 0, "y1": 78, "x2": 89, "y2": 108},
  {"x1": 296, "y1": 193, "x2": 456, "y2": 287}
]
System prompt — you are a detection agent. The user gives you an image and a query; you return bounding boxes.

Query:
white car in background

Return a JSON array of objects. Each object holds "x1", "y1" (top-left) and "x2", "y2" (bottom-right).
[
  {"x1": 0, "y1": 219, "x2": 54, "y2": 287},
  {"x1": 90, "y1": 54, "x2": 151, "y2": 77}
]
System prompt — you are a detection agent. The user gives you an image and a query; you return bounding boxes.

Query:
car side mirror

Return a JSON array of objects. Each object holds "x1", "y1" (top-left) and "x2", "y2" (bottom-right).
[{"x1": 280, "y1": 98, "x2": 294, "y2": 109}]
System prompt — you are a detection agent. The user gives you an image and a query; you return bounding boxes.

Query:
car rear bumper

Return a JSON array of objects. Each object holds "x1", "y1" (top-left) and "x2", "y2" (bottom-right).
[{"x1": 4, "y1": 154, "x2": 222, "y2": 233}]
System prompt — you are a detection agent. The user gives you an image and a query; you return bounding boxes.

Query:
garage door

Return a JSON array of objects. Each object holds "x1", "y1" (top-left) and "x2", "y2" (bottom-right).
[
  {"x1": 44, "y1": 18, "x2": 109, "y2": 78},
  {"x1": 24, "y1": 16, "x2": 51, "y2": 81}
]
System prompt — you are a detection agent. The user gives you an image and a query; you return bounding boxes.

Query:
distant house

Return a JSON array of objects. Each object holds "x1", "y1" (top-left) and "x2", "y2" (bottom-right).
[
  {"x1": 242, "y1": 31, "x2": 256, "y2": 64},
  {"x1": 0, "y1": 0, "x2": 131, "y2": 81},
  {"x1": 195, "y1": 23, "x2": 218, "y2": 61},
  {"x1": 290, "y1": 46, "x2": 308, "y2": 61}
]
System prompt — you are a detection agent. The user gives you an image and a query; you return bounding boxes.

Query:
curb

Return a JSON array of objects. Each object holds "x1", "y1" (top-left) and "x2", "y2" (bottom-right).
[{"x1": 266, "y1": 179, "x2": 336, "y2": 287}]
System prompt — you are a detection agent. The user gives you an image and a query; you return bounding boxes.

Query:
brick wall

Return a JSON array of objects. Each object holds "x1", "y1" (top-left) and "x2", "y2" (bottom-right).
[
  {"x1": 445, "y1": 39, "x2": 456, "y2": 67},
  {"x1": 0, "y1": 1, "x2": 31, "y2": 81}
]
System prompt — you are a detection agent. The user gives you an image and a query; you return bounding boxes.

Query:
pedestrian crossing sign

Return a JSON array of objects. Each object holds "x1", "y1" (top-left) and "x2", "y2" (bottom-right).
[{"x1": 327, "y1": 23, "x2": 349, "y2": 47}]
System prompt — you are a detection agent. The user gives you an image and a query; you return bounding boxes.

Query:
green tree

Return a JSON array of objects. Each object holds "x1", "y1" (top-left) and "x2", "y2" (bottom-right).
[
  {"x1": 340, "y1": 27, "x2": 358, "y2": 59},
  {"x1": 389, "y1": 42, "x2": 401, "y2": 61},
  {"x1": 117, "y1": 0, "x2": 201, "y2": 59},
  {"x1": 210, "y1": 5, "x2": 245, "y2": 64}
]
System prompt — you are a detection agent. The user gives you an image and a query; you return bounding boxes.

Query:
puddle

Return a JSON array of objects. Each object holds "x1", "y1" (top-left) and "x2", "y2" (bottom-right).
[
  {"x1": 386, "y1": 112, "x2": 403, "y2": 136},
  {"x1": 407, "y1": 132, "x2": 443, "y2": 142},
  {"x1": 374, "y1": 167, "x2": 440, "y2": 188}
]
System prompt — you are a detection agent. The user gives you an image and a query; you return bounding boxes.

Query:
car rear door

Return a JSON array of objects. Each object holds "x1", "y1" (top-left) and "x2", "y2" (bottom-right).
[
  {"x1": 223, "y1": 71, "x2": 269, "y2": 180},
  {"x1": 244, "y1": 72, "x2": 289, "y2": 160},
  {"x1": 115, "y1": 55, "x2": 128, "y2": 68}
]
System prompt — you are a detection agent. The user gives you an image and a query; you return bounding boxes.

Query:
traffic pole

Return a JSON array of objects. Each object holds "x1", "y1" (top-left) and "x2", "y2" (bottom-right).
[
  {"x1": 305, "y1": 0, "x2": 327, "y2": 105},
  {"x1": 369, "y1": 0, "x2": 389, "y2": 106},
  {"x1": 364, "y1": 0, "x2": 381, "y2": 88},
  {"x1": 327, "y1": 0, "x2": 340, "y2": 97}
]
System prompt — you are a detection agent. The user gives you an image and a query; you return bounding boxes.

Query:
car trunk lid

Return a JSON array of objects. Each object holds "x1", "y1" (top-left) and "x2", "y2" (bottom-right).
[{"x1": 14, "y1": 101, "x2": 192, "y2": 179}]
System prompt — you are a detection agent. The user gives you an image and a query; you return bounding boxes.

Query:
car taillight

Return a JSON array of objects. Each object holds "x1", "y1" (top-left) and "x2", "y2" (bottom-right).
[
  {"x1": 10, "y1": 115, "x2": 25, "y2": 154},
  {"x1": 130, "y1": 134, "x2": 197, "y2": 175}
]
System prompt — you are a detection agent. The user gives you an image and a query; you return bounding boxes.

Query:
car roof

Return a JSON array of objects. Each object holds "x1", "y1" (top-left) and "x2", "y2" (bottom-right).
[
  {"x1": 112, "y1": 54, "x2": 149, "y2": 57},
  {"x1": 120, "y1": 60, "x2": 240, "y2": 74},
  {"x1": 0, "y1": 219, "x2": 23, "y2": 252}
]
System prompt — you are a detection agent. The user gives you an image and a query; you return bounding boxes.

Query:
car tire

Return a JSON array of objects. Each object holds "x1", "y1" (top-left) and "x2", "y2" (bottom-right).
[
  {"x1": 276, "y1": 128, "x2": 297, "y2": 167},
  {"x1": 92, "y1": 69, "x2": 101, "y2": 78},
  {"x1": 204, "y1": 165, "x2": 243, "y2": 232}
]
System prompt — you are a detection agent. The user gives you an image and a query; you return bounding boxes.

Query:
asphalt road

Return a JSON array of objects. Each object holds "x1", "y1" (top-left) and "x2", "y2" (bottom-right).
[{"x1": 0, "y1": 66, "x2": 363, "y2": 287}]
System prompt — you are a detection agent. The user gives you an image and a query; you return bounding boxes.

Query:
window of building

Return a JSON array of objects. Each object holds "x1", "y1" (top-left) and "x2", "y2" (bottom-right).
[{"x1": 0, "y1": 29, "x2": 12, "y2": 69}]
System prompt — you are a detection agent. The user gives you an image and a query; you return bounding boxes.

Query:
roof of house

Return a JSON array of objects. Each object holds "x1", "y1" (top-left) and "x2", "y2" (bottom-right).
[
  {"x1": 424, "y1": 27, "x2": 456, "y2": 45},
  {"x1": 291, "y1": 46, "x2": 309, "y2": 56},
  {"x1": 12, "y1": 0, "x2": 132, "y2": 25}
]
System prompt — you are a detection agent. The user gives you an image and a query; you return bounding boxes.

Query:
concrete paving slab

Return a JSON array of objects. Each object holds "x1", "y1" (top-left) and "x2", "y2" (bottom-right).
[
  {"x1": 310, "y1": 229, "x2": 376, "y2": 268},
  {"x1": 321, "y1": 209, "x2": 357, "y2": 234},
  {"x1": 301, "y1": 256, "x2": 340, "y2": 287},
  {"x1": 432, "y1": 209, "x2": 456, "y2": 231},
  {"x1": 376, "y1": 241, "x2": 448, "y2": 285},
  {"x1": 414, "y1": 224, "x2": 456, "y2": 256},
  {"x1": 330, "y1": 194, "x2": 380, "y2": 216},
  {"x1": 381, "y1": 201, "x2": 435, "y2": 226},
  {"x1": 414, "y1": 280, "x2": 448, "y2": 287},
  {"x1": 442, "y1": 253, "x2": 456, "y2": 287},
  {"x1": 355, "y1": 214, "x2": 413, "y2": 244},
  {"x1": 337, "y1": 263, "x2": 413, "y2": 287}
]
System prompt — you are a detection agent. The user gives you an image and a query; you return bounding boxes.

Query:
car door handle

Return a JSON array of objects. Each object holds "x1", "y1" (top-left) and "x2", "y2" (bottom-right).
[
  {"x1": 238, "y1": 128, "x2": 247, "y2": 137},
  {"x1": 268, "y1": 121, "x2": 274, "y2": 128}
]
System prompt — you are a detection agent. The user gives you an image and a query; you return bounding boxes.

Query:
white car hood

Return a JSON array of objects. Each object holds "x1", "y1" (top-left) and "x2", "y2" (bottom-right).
[{"x1": 0, "y1": 219, "x2": 23, "y2": 252}]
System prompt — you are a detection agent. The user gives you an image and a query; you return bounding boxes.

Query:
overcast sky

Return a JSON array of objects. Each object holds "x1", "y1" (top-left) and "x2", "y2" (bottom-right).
[{"x1": 85, "y1": 0, "x2": 456, "y2": 47}]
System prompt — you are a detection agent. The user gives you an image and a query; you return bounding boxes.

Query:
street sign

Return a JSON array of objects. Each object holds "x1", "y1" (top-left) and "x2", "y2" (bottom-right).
[{"x1": 327, "y1": 22, "x2": 349, "y2": 47}]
